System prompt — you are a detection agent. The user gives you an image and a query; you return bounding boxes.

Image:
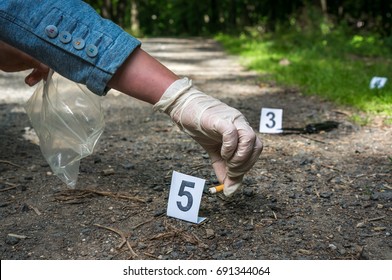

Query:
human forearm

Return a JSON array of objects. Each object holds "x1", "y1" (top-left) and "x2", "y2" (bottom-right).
[
  {"x1": 107, "y1": 47, "x2": 179, "y2": 104},
  {"x1": 0, "y1": 41, "x2": 49, "y2": 86},
  {"x1": 0, "y1": 41, "x2": 42, "y2": 72}
]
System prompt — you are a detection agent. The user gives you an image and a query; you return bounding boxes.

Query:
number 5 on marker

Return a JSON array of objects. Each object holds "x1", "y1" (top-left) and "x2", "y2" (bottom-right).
[
  {"x1": 259, "y1": 108, "x2": 283, "y2": 133},
  {"x1": 176, "y1": 180, "x2": 194, "y2": 212},
  {"x1": 167, "y1": 171, "x2": 206, "y2": 224}
]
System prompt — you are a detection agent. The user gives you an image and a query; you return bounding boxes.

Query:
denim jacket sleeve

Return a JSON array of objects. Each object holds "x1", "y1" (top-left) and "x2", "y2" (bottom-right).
[{"x1": 0, "y1": 0, "x2": 141, "y2": 95}]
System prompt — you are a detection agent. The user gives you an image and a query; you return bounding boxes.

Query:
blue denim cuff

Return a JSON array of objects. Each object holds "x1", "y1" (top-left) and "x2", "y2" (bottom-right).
[{"x1": 0, "y1": 0, "x2": 141, "y2": 96}]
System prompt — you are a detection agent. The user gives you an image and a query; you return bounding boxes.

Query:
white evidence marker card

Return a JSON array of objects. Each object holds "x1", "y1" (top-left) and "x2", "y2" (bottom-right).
[
  {"x1": 369, "y1": 76, "x2": 387, "y2": 89},
  {"x1": 259, "y1": 108, "x2": 283, "y2": 133},
  {"x1": 167, "y1": 171, "x2": 206, "y2": 224}
]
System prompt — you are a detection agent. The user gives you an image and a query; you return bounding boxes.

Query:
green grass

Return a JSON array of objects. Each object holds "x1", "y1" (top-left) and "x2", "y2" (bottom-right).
[{"x1": 215, "y1": 28, "x2": 392, "y2": 118}]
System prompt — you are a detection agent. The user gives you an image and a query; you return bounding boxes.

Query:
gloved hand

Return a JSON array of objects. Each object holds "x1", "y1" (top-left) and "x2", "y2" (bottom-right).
[{"x1": 154, "y1": 78, "x2": 263, "y2": 196}]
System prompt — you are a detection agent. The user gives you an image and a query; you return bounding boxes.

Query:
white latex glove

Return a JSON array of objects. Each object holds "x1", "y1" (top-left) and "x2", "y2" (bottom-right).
[{"x1": 153, "y1": 78, "x2": 263, "y2": 196}]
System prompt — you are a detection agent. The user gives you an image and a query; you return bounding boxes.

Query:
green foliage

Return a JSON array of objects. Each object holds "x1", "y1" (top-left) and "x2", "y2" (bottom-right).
[
  {"x1": 136, "y1": 1, "x2": 211, "y2": 36},
  {"x1": 85, "y1": 1, "x2": 392, "y2": 118},
  {"x1": 85, "y1": 0, "x2": 392, "y2": 37},
  {"x1": 350, "y1": 114, "x2": 371, "y2": 126},
  {"x1": 215, "y1": 15, "x2": 392, "y2": 117},
  {"x1": 84, "y1": 0, "x2": 131, "y2": 27}
]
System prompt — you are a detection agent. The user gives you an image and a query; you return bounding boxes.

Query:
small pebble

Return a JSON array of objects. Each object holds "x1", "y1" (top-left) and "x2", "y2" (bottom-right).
[
  {"x1": 373, "y1": 227, "x2": 386, "y2": 232},
  {"x1": 356, "y1": 222, "x2": 366, "y2": 228},
  {"x1": 233, "y1": 239, "x2": 245, "y2": 249},
  {"x1": 206, "y1": 228, "x2": 215, "y2": 239},
  {"x1": 153, "y1": 185, "x2": 164, "y2": 192},
  {"x1": 102, "y1": 168, "x2": 115, "y2": 176},
  {"x1": 5, "y1": 235, "x2": 20, "y2": 245},
  {"x1": 28, "y1": 165, "x2": 39, "y2": 172},
  {"x1": 243, "y1": 188, "x2": 254, "y2": 197},
  {"x1": 122, "y1": 162, "x2": 134, "y2": 170},
  {"x1": 320, "y1": 192, "x2": 332, "y2": 199},
  {"x1": 20, "y1": 204, "x2": 29, "y2": 212},
  {"x1": 244, "y1": 224, "x2": 254, "y2": 231},
  {"x1": 154, "y1": 209, "x2": 165, "y2": 217},
  {"x1": 18, "y1": 185, "x2": 27, "y2": 192},
  {"x1": 222, "y1": 251, "x2": 233, "y2": 258},
  {"x1": 339, "y1": 248, "x2": 346, "y2": 255}
]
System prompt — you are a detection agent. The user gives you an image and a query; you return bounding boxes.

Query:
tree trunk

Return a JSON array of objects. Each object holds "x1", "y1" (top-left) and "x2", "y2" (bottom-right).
[
  {"x1": 209, "y1": 0, "x2": 219, "y2": 32},
  {"x1": 320, "y1": 0, "x2": 328, "y2": 13},
  {"x1": 131, "y1": 0, "x2": 140, "y2": 33},
  {"x1": 101, "y1": 0, "x2": 113, "y2": 20}
]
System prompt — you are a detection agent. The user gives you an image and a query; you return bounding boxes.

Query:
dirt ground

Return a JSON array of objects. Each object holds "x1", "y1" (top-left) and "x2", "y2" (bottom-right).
[{"x1": 1, "y1": 38, "x2": 391, "y2": 260}]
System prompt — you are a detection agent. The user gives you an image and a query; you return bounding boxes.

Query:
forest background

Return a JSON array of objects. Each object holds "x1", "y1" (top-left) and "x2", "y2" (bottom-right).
[{"x1": 85, "y1": 0, "x2": 392, "y2": 119}]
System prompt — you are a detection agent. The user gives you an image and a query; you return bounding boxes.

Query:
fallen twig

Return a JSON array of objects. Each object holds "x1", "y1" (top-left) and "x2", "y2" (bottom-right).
[
  {"x1": 8, "y1": 233, "x2": 27, "y2": 239},
  {"x1": 132, "y1": 218, "x2": 155, "y2": 230},
  {"x1": 149, "y1": 221, "x2": 201, "y2": 245},
  {"x1": 314, "y1": 187, "x2": 320, "y2": 198},
  {"x1": 89, "y1": 189, "x2": 146, "y2": 203},
  {"x1": 300, "y1": 135, "x2": 329, "y2": 145},
  {"x1": 150, "y1": 231, "x2": 176, "y2": 241},
  {"x1": 368, "y1": 216, "x2": 386, "y2": 222},
  {"x1": 144, "y1": 252, "x2": 159, "y2": 259},
  {"x1": 321, "y1": 164, "x2": 342, "y2": 172},
  {"x1": 0, "y1": 160, "x2": 22, "y2": 168},
  {"x1": 356, "y1": 216, "x2": 386, "y2": 228},
  {"x1": 94, "y1": 224, "x2": 138, "y2": 258},
  {"x1": 54, "y1": 189, "x2": 146, "y2": 203},
  {"x1": 0, "y1": 185, "x2": 17, "y2": 192},
  {"x1": 0, "y1": 180, "x2": 18, "y2": 192},
  {"x1": 27, "y1": 204, "x2": 42, "y2": 216}
]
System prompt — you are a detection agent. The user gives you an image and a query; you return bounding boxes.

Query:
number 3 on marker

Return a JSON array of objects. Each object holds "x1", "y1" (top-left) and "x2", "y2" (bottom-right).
[
  {"x1": 259, "y1": 108, "x2": 283, "y2": 133},
  {"x1": 177, "y1": 180, "x2": 194, "y2": 211},
  {"x1": 266, "y1": 112, "x2": 276, "y2": 128}
]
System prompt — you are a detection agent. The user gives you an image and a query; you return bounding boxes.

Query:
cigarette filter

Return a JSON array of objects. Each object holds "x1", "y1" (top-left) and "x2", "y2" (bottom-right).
[{"x1": 209, "y1": 184, "x2": 224, "y2": 194}]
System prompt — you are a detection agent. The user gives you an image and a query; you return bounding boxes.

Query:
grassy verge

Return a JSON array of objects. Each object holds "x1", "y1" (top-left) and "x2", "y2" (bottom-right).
[{"x1": 215, "y1": 28, "x2": 392, "y2": 120}]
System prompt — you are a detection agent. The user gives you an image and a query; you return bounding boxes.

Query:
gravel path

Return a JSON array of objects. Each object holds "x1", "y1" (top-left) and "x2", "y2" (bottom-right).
[{"x1": 1, "y1": 38, "x2": 391, "y2": 260}]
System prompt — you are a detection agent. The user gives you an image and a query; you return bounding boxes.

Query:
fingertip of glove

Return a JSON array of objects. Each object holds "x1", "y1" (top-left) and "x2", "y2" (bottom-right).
[{"x1": 223, "y1": 182, "x2": 242, "y2": 197}]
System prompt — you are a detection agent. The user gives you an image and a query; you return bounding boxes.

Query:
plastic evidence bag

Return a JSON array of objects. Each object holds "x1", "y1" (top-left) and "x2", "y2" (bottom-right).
[{"x1": 25, "y1": 70, "x2": 105, "y2": 187}]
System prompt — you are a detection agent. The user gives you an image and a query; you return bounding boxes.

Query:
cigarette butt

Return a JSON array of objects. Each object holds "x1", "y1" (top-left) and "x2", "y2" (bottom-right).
[{"x1": 209, "y1": 184, "x2": 224, "y2": 194}]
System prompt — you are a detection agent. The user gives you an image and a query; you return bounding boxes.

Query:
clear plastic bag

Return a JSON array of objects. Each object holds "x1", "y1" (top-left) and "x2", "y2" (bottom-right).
[{"x1": 25, "y1": 70, "x2": 105, "y2": 187}]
